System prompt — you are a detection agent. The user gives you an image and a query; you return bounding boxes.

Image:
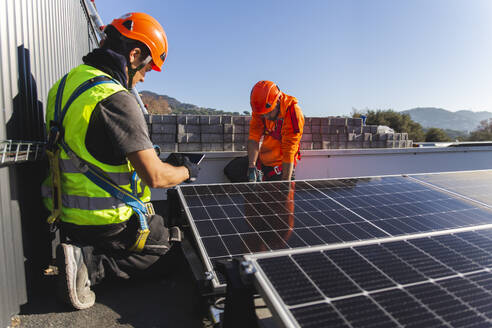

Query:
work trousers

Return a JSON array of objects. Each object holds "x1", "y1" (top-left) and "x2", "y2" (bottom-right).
[{"x1": 60, "y1": 206, "x2": 175, "y2": 285}]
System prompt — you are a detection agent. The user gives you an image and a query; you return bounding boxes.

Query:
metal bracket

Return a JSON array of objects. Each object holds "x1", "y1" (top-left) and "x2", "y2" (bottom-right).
[
  {"x1": 216, "y1": 259, "x2": 259, "y2": 328},
  {"x1": 1, "y1": 140, "x2": 44, "y2": 166},
  {"x1": 205, "y1": 271, "x2": 215, "y2": 281}
]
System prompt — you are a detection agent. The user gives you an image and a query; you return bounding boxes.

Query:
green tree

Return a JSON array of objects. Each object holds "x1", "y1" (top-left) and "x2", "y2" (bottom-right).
[
  {"x1": 468, "y1": 119, "x2": 492, "y2": 141},
  {"x1": 353, "y1": 109, "x2": 425, "y2": 141},
  {"x1": 442, "y1": 129, "x2": 468, "y2": 141},
  {"x1": 425, "y1": 128, "x2": 452, "y2": 142}
]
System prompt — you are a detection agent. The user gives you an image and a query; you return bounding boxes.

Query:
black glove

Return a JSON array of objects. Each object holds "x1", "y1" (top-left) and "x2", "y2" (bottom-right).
[
  {"x1": 183, "y1": 155, "x2": 199, "y2": 183},
  {"x1": 165, "y1": 153, "x2": 184, "y2": 166}
]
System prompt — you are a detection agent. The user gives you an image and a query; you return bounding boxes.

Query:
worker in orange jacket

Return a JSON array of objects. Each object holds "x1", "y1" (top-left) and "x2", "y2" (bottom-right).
[{"x1": 247, "y1": 80, "x2": 304, "y2": 181}]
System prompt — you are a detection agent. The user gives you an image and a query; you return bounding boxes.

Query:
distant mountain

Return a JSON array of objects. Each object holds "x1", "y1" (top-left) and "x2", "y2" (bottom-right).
[
  {"x1": 402, "y1": 107, "x2": 492, "y2": 132},
  {"x1": 139, "y1": 90, "x2": 243, "y2": 116}
]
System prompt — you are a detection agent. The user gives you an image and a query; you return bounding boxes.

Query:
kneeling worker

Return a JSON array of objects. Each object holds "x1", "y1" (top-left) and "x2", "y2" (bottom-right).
[
  {"x1": 247, "y1": 80, "x2": 304, "y2": 181},
  {"x1": 42, "y1": 13, "x2": 199, "y2": 310}
]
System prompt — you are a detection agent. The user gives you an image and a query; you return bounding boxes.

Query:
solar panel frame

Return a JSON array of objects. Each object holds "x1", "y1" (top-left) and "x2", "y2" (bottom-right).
[
  {"x1": 177, "y1": 172, "x2": 492, "y2": 289},
  {"x1": 245, "y1": 224, "x2": 492, "y2": 328}
]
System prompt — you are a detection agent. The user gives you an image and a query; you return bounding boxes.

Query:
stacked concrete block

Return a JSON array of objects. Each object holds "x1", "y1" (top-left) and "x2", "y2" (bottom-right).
[
  {"x1": 200, "y1": 116, "x2": 224, "y2": 151},
  {"x1": 310, "y1": 118, "x2": 321, "y2": 148},
  {"x1": 146, "y1": 114, "x2": 414, "y2": 153},
  {"x1": 147, "y1": 115, "x2": 177, "y2": 152},
  {"x1": 231, "y1": 116, "x2": 248, "y2": 151},
  {"x1": 301, "y1": 134, "x2": 313, "y2": 142},
  {"x1": 300, "y1": 142, "x2": 313, "y2": 150},
  {"x1": 223, "y1": 122, "x2": 233, "y2": 151},
  {"x1": 177, "y1": 117, "x2": 201, "y2": 151}
]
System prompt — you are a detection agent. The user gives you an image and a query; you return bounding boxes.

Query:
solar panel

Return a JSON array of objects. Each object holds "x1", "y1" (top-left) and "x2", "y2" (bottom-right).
[
  {"x1": 177, "y1": 175, "x2": 492, "y2": 287},
  {"x1": 247, "y1": 227, "x2": 492, "y2": 328},
  {"x1": 410, "y1": 170, "x2": 492, "y2": 207}
]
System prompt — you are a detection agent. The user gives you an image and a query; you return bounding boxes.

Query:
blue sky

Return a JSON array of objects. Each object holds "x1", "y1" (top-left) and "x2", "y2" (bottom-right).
[{"x1": 95, "y1": 0, "x2": 492, "y2": 116}]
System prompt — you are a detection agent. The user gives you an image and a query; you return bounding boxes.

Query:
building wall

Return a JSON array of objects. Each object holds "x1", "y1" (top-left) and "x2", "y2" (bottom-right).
[{"x1": 0, "y1": 0, "x2": 97, "y2": 326}]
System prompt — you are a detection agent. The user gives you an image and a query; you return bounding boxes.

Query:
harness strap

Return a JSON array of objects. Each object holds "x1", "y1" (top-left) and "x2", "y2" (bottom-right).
[
  {"x1": 47, "y1": 73, "x2": 150, "y2": 252},
  {"x1": 46, "y1": 74, "x2": 69, "y2": 225},
  {"x1": 260, "y1": 104, "x2": 302, "y2": 167},
  {"x1": 46, "y1": 148, "x2": 62, "y2": 225},
  {"x1": 264, "y1": 165, "x2": 282, "y2": 179},
  {"x1": 289, "y1": 105, "x2": 300, "y2": 133}
]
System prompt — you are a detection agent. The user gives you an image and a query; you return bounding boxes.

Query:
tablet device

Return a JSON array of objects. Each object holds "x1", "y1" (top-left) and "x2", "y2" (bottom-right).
[{"x1": 165, "y1": 153, "x2": 205, "y2": 166}]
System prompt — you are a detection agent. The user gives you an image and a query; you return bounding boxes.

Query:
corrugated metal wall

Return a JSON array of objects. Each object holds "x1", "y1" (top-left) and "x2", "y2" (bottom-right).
[{"x1": 0, "y1": 0, "x2": 97, "y2": 326}]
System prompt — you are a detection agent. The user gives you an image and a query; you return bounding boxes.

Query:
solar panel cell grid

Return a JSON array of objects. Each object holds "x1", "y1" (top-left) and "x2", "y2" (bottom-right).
[
  {"x1": 410, "y1": 171, "x2": 492, "y2": 207},
  {"x1": 179, "y1": 174, "x2": 492, "y2": 289},
  {"x1": 291, "y1": 303, "x2": 346, "y2": 328},
  {"x1": 254, "y1": 229, "x2": 492, "y2": 328},
  {"x1": 291, "y1": 252, "x2": 360, "y2": 298},
  {"x1": 258, "y1": 256, "x2": 323, "y2": 306},
  {"x1": 318, "y1": 178, "x2": 491, "y2": 236}
]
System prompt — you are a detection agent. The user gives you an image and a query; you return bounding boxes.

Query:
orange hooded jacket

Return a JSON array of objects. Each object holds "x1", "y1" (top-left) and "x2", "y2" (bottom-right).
[{"x1": 248, "y1": 93, "x2": 304, "y2": 167}]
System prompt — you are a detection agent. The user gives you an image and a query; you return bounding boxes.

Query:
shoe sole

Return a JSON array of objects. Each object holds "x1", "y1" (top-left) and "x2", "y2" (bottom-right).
[{"x1": 57, "y1": 244, "x2": 94, "y2": 310}]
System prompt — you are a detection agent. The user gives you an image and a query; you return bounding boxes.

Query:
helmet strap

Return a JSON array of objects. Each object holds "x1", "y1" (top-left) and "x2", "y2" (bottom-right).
[{"x1": 127, "y1": 55, "x2": 152, "y2": 88}]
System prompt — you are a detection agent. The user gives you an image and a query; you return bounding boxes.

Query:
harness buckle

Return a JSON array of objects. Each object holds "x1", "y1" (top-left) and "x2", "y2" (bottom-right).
[
  {"x1": 274, "y1": 166, "x2": 281, "y2": 175},
  {"x1": 145, "y1": 202, "x2": 155, "y2": 216}
]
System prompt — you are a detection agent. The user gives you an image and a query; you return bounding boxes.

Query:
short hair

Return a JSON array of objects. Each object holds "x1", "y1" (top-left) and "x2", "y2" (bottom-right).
[{"x1": 102, "y1": 25, "x2": 151, "y2": 61}]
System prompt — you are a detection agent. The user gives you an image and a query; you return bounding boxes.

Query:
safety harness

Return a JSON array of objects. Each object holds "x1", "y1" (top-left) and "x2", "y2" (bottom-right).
[
  {"x1": 259, "y1": 104, "x2": 301, "y2": 179},
  {"x1": 46, "y1": 74, "x2": 152, "y2": 252}
]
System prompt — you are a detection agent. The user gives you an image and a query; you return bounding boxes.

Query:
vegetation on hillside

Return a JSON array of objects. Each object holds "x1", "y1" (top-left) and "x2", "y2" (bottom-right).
[
  {"x1": 402, "y1": 107, "x2": 492, "y2": 132},
  {"x1": 140, "y1": 90, "x2": 243, "y2": 116},
  {"x1": 140, "y1": 92, "x2": 171, "y2": 114},
  {"x1": 424, "y1": 128, "x2": 452, "y2": 142},
  {"x1": 353, "y1": 109, "x2": 492, "y2": 142},
  {"x1": 440, "y1": 129, "x2": 468, "y2": 141},
  {"x1": 468, "y1": 119, "x2": 492, "y2": 141}
]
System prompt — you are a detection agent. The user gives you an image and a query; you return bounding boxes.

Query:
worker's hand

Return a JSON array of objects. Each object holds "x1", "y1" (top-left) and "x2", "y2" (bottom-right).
[
  {"x1": 247, "y1": 167, "x2": 262, "y2": 182},
  {"x1": 183, "y1": 156, "x2": 199, "y2": 183}
]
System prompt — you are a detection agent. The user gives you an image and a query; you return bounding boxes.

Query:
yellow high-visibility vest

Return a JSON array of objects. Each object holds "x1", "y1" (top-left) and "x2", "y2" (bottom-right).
[{"x1": 42, "y1": 64, "x2": 151, "y2": 226}]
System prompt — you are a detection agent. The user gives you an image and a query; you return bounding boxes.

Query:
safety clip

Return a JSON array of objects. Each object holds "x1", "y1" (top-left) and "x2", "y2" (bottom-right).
[
  {"x1": 274, "y1": 166, "x2": 281, "y2": 175},
  {"x1": 46, "y1": 121, "x2": 62, "y2": 151},
  {"x1": 145, "y1": 202, "x2": 155, "y2": 216}
]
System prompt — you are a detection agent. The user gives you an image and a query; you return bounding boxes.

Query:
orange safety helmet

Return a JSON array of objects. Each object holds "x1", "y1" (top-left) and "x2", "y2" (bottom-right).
[
  {"x1": 108, "y1": 13, "x2": 168, "y2": 71},
  {"x1": 250, "y1": 81, "x2": 282, "y2": 115}
]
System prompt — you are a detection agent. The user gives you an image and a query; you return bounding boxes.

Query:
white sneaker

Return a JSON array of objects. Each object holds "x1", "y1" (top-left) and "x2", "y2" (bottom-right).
[{"x1": 56, "y1": 243, "x2": 95, "y2": 310}]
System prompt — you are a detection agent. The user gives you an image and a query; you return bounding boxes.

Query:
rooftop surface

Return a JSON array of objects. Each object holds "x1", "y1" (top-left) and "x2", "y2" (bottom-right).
[{"x1": 17, "y1": 247, "x2": 207, "y2": 328}]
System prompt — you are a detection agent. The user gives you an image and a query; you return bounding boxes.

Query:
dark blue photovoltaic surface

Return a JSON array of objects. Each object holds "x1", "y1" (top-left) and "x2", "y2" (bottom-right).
[
  {"x1": 309, "y1": 177, "x2": 492, "y2": 236},
  {"x1": 180, "y1": 177, "x2": 492, "y2": 268},
  {"x1": 410, "y1": 170, "x2": 492, "y2": 207},
  {"x1": 181, "y1": 180, "x2": 385, "y2": 263},
  {"x1": 257, "y1": 228, "x2": 492, "y2": 328}
]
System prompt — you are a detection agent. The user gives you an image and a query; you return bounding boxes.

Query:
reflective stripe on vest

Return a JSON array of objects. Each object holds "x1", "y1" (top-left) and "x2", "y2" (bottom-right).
[
  {"x1": 59, "y1": 158, "x2": 133, "y2": 185},
  {"x1": 41, "y1": 185, "x2": 126, "y2": 210},
  {"x1": 42, "y1": 64, "x2": 151, "y2": 226}
]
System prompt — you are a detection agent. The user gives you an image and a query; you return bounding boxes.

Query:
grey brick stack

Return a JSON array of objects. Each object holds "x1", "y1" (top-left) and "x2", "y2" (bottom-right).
[
  {"x1": 301, "y1": 116, "x2": 413, "y2": 149},
  {"x1": 145, "y1": 114, "x2": 413, "y2": 152},
  {"x1": 148, "y1": 114, "x2": 177, "y2": 152}
]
